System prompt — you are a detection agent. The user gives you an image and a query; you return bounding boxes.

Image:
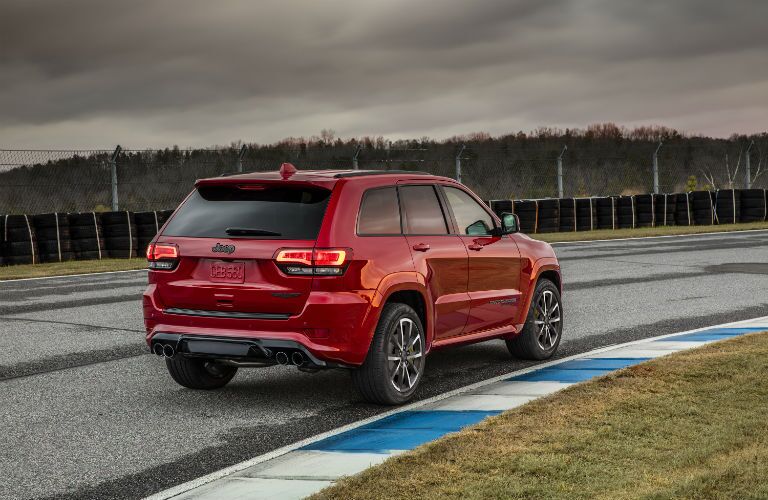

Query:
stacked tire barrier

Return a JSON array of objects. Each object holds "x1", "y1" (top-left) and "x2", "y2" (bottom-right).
[
  {"x1": 654, "y1": 194, "x2": 676, "y2": 226},
  {"x1": 714, "y1": 189, "x2": 740, "y2": 224},
  {"x1": 595, "y1": 197, "x2": 617, "y2": 230},
  {"x1": 32, "y1": 213, "x2": 73, "y2": 263},
  {"x1": 0, "y1": 209, "x2": 176, "y2": 266},
  {"x1": 101, "y1": 211, "x2": 138, "y2": 259},
  {"x1": 3, "y1": 215, "x2": 38, "y2": 265},
  {"x1": 535, "y1": 199, "x2": 559, "y2": 233},
  {"x1": 575, "y1": 198, "x2": 595, "y2": 231},
  {"x1": 675, "y1": 193, "x2": 693, "y2": 226},
  {"x1": 513, "y1": 200, "x2": 538, "y2": 234},
  {"x1": 691, "y1": 191, "x2": 716, "y2": 225},
  {"x1": 488, "y1": 188, "x2": 768, "y2": 235},
  {"x1": 740, "y1": 189, "x2": 768, "y2": 222},
  {"x1": 68, "y1": 212, "x2": 105, "y2": 260},
  {"x1": 616, "y1": 196, "x2": 635, "y2": 229},
  {"x1": 558, "y1": 198, "x2": 577, "y2": 232}
]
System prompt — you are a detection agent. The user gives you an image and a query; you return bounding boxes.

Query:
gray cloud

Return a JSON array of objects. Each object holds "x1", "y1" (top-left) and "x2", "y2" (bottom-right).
[{"x1": 0, "y1": 0, "x2": 766, "y2": 148}]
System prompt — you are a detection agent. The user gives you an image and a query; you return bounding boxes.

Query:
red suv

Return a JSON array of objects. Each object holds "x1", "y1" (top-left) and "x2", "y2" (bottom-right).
[{"x1": 143, "y1": 165, "x2": 562, "y2": 404}]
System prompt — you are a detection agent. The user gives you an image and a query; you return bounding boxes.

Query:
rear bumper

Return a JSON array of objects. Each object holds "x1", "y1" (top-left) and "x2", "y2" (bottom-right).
[
  {"x1": 143, "y1": 285, "x2": 379, "y2": 366},
  {"x1": 150, "y1": 332, "x2": 337, "y2": 368}
]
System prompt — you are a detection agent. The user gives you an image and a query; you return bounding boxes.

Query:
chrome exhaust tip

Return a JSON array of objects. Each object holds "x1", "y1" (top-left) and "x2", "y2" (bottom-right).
[
  {"x1": 153, "y1": 343, "x2": 165, "y2": 357},
  {"x1": 162, "y1": 344, "x2": 175, "y2": 358},
  {"x1": 275, "y1": 351, "x2": 289, "y2": 365},
  {"x1": 291, "y1": 352, "x2": 305, "y2": 366}
]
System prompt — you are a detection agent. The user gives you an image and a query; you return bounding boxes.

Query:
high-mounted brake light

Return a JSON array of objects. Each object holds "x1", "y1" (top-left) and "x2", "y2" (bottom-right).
[
  {"x1": 146, "y1": 243, "x2": 179, "y2": 270},
  {"x1": 280, "y1": 162, "x2": 298, "y2": 179},
  {"x1": 275, "y1": 248, "x2": 349, "y2": 276},
  {"x1": 237, "y1": 184, "x2": 267, "y2": 191}
]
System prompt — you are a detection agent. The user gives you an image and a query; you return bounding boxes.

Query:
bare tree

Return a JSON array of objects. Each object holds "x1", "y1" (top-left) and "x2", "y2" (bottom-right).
[
  {"x1": 700, "y1": 148, "x2": 743, "y2": 190},
  {"x1": 749, "y1": 144, "x2": 766, "y2": 185}
]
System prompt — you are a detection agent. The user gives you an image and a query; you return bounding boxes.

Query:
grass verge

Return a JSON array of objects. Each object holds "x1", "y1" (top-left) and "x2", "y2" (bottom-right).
[
  {"x1": 534, "y1": 220, "x2": 768, "y2": 243},
  {"x1": 0, "y1": 258, "x2": 146, "y2": 280},
  {"x1": 312, "y1": 332, "x2": 768, "y2": 500}
]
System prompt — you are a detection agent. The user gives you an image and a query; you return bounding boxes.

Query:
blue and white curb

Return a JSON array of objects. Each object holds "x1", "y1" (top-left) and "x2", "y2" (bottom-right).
[{"x1": 146, "y1": 316, "x2": 768, "y2": 500}]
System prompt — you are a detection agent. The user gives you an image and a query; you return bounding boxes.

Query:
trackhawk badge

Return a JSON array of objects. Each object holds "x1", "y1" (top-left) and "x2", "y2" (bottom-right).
[{"x1": 212, "y1": 243, "x2": 236, "y2": 254}]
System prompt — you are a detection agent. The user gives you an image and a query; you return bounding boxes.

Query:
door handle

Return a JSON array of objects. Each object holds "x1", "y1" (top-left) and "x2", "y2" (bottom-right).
[
  {"x1": 412, "y1": 243, "x2": 430, "y2": 252},
  {"x1": 467, "y1": 243, "x2": 483, "y2": 251}
]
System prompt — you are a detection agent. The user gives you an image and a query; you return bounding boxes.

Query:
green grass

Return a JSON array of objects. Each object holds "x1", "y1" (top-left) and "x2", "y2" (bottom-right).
[
  {"x1": 533, "y1": 220, "x2": 768, "y2": 243},
  {"x1": 0, "y1": 258, "x2": 146, "y2": 280},
  {"x1": 312, "y1": 332, "x2": 768, "y2": 500}
]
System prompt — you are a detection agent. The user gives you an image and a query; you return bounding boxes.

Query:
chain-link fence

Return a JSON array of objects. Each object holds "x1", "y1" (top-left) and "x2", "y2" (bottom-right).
[{"x1": 1, "y1": 141, "x2": 766, "y2": 214}]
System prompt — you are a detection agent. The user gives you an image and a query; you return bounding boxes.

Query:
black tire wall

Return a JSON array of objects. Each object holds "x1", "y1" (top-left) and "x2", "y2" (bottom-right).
[
  {"x1": 33, "y1": 213, "x2": 73, "y2": 263},
  {"x1": 691, "y1": 191, "x2": 716, "y2": 225},
  {"x1": 68, "y1": 212, "x2": 106, "y2": 260},
  {"x1": 715, "y1": 190, "x2": 741, "y2": 224},
  {"x1": 4, "y1": 215, "x2": 39, "y2": 265},
  {"x1": 739, "y1": 189, "x2": 767, "y2": 222},
  {"x1": 101, "y1": 211, "x2": 138, "y2": 259}
]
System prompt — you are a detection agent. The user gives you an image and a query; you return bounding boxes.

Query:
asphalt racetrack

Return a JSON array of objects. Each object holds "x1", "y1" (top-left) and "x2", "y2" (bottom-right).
[{"x1": 2, "y1": 230, "x2": 767, "y2": 500}]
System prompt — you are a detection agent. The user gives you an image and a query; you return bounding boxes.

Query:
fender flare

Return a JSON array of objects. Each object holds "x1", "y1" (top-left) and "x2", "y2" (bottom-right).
[
  {"x1": 365, "y1": 271, "x2": 433, "y2": 350},
  {"x1": 516, "y1": 257, "x2": 561, "y2": 326}
]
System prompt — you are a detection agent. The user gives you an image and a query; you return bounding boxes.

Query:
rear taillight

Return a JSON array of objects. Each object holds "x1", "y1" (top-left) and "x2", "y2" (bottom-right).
[
  {"x1": 275, "y1": 248, "x2": 349, "y2": 276},
  {"x1": 146, "y1": 243, "x2": 179, "y2": 271}
]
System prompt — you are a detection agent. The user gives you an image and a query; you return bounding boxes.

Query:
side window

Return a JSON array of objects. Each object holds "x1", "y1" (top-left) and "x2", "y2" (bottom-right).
[
  {"x1": 443, "y1": 186, "x2": 495, "y2": 236},
  {"x1": 357, "y1": 187, "x2": 401, "y2": 235},
  {"x1": 399, "y1": 185, "x2": 449, "y2": 235}
]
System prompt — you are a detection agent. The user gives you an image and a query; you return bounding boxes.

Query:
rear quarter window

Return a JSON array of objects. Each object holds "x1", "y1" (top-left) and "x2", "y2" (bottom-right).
[
  {"x1": 357, "y1": 187, "x2": 401, "y2": 235},
  {"x1": 162, "y1": 185, "x2": 331, "y2": 239}
]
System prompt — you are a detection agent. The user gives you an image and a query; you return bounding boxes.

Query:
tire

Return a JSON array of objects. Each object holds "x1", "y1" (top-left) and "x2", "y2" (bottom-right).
[
  {"x1": 165, "y1": 356, "x2": 238, "y2": 390},
  {"x1": 351, "y1": 302, "x2": 425, "y2": 405},
  {"x1": 506, "y1": 279, "x2": 562, "y2": 360}
]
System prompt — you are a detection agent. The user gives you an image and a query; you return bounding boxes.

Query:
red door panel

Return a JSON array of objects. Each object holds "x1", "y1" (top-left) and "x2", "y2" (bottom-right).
[
  {"x1": 406, "y1": 235, "x2": 470, "y2": 340},
  {"x1": 460, "y1": 235, "x2": 523, "y2": 334}
]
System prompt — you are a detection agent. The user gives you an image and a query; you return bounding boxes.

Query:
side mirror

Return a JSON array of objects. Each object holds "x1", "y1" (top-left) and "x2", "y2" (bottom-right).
[{"x1": 500, "y1": 213, "x2": 519, "y2": 234}]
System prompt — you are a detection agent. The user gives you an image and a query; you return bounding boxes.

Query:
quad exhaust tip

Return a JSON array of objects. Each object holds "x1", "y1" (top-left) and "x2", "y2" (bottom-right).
[
  {"x1": 275, "y1": 351, "x2": 289, "y2": 365},
  {"x1": 291, "y1": 352, "x2": 305, "y2": 366},
  {"x1": 152, "y1": 343, "x2": 176, "y2": 358}
]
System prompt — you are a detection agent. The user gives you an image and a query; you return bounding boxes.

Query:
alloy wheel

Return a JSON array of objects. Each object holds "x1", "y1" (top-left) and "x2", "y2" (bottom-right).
[
  {"x1": 386, "y1": 317, "x2": 424, "y2": 393},
  {"x1": 534, "y1": 290, "x2": 561, "y2": 350}
]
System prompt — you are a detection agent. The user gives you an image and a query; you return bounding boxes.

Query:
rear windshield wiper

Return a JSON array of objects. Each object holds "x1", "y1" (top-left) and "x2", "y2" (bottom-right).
[{"x1": 225, "y1": 227, "x2": 282, "y2": 236}]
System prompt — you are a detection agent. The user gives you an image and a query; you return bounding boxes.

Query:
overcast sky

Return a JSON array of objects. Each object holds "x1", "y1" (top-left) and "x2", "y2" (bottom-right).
[{"x1": 1, "y1": 0, "x2": 766, "y2": 149}]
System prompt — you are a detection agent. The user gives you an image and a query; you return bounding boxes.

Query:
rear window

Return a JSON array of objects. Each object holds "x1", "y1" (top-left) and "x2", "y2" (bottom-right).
[{"x1": 162, "y1": 185, "x2": 331, "y2": 239}]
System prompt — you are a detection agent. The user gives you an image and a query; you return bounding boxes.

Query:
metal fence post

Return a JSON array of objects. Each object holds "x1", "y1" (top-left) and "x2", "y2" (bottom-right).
[
  {"x1": 237, "y1": 144, "x2": 247, "y2": 173},
  {"x1": 110, "y1": 145, "x2": 122, "y2": 211},
  {"x1": 557, "y1": 145, "x2": 567, "y2": 198},
  {"x1": 745, "y1": 140, "x2": 754, "y2": 189},
  {"x1": 455, "y1": 144, "x2": 466, "y2": 183},
  {"x1": 352, "y1": 145, "x2": 362, "y2": 170},
  {"x1": 653, "y1": 141, "x2": 663, "y2": 194}
]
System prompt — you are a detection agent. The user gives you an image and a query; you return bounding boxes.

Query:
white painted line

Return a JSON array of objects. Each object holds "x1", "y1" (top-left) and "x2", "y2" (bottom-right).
[
  {"x1": 0, "y1": 268, "x2": 147, "y2": 283},
  {"x1": 468, "y1": 381, "x2": 573, "y2": 397},
  {"x1": 548, "y1": 227, "x2": 768, "y2": 246},
  {"x1": 237, "y1": 450, "x2": 400, "y2": 481},
  {"x1": 169, "y1": 476, "x2": 333, "y2": 500},
  {"x1": 418, "y1": 394, "x2": 536, "y2": 411},
  {"x1": 145, "y1": 315, "x2": 768, "y2": 500}
]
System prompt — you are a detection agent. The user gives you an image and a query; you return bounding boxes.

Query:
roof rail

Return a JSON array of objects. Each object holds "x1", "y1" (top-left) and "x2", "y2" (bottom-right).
[{"x1": 334, "y1": 170, "x2": 433, "y2": 178}]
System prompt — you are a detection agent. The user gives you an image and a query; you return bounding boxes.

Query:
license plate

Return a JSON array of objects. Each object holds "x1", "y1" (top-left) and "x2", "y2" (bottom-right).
[{"x1": 210, "y1": 261, "x2": 245, "y2": 283}]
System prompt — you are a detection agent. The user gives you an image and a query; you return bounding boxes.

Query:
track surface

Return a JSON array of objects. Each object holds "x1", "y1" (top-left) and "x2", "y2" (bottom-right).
[{"x1": 2, "y1": 231, "x2": 767, "y2": 500}]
